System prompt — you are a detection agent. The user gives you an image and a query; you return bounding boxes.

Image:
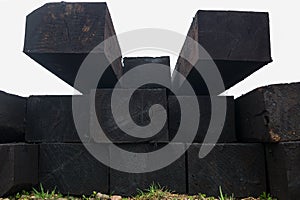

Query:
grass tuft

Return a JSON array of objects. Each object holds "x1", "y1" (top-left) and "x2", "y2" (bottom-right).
[
  {"x1": 218, "y1": 186, "x2": 234, "y2": 200},
  {"x1": 259, "y1": 192, "x2": 275, "y2": 200},
  {"x1": 32, "y1": 183, "x2": 63, "y2": 199},
  {"x1": 3, "y1": 183, "x2": 278, "y2": 200},
  {"x1": 135, "y1": 183, "x2": 171, "y2": 200}
]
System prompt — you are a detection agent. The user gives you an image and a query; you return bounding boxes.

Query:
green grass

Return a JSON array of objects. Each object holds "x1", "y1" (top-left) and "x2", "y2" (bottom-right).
[
  {"x1": 3, "y1": 183, "x2": 277, "y2": 200},
  {"x1": 135, "y1": 184, "x2": 170, "y2": 199},
  {"x1": 32, "y1": 183, "x2": 63, "y2": 199},
  {"x1": 218, "y1": 186, "x2": 234, "y2": 200},
  {"x1": 260, "y1": 192, "x2": 274, "y2": 200}
]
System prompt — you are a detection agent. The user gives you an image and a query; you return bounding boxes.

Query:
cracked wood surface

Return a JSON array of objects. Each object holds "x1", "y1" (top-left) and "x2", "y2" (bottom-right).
[{"x1": 236, "y1": 83, "x2": 300, "y2": 142}]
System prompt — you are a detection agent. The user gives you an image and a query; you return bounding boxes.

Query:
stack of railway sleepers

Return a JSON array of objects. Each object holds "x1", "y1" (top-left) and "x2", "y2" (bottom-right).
[
  {"x1": 171, "y1": 10, "x2": 272, "y2": 198},
  {"x1": 2, "y1": 2, "x2": 291, "y2": 199},
  {"x1": 236, "y1": 83, "x2": 300, "y2": 199}
]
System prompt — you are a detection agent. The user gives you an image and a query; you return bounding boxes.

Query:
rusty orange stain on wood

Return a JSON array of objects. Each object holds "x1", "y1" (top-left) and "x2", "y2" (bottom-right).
[
  {"x1": 269, "y1": 129, "x2": 281, "y2": 142},
  {"x1": 82, "y1": 25, "x2": 90, "y2": 32}
]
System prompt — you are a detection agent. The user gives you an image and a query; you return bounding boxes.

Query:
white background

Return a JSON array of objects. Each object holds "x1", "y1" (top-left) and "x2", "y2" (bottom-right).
[{"x1": 0, "y1": 0, "x2": 299, "y2": 97}]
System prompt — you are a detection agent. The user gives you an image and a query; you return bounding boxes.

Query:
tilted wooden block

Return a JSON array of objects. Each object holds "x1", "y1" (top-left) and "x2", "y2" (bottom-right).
[
  {"x1": 24, "y1": 2, "x2": 122, "y2": 92},
  {"x1": 173, "y1": 10, "x2": 272, "y2": 95}
]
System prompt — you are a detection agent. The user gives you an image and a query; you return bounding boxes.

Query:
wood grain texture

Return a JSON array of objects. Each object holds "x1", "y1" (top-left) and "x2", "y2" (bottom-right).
[
  {"x1": 0, "y1": 91, "x2": 26, "y2": 143},
  {"x1": 0, "y1": 144, "x2": 38, "y2": 196},
  {"x1": 168, "y1": 96, "x2": 236, "y2": 143},
  {"x1": 25, "y1": 95, "x2": 90, "y2": 143},
  {"x1": 265, "y1": 142, "x2": 300, "y2": 200},
  {"x1": 39, "y1": 143, "x2": 109, "y2": 195},
  {"x1": 173, "y1": 10, "x2": 272, "y2": 95},
  {"x1": 187, "y1": 143, "x2": 266, "y2": 197},
  {"x1": 90, "y1": 89, "x2": 169, "y2": 143},
  {"x1": 24, "y1": 2, "x2": 122, "y2": 91},
  {"x1": 236, "y1": 83, "x2": 300, "y2": 142},
  {"x1": 122, "y1": 57, "x2": 171, "y2": 89},
  {"x1": 110, "y1": 143, "x2": 186, "y2": 195}
]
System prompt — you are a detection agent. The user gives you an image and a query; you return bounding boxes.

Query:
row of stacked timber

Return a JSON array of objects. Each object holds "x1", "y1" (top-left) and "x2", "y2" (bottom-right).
[{"x1": 0, "y1": 2, "x2": 298, "y2": 200}]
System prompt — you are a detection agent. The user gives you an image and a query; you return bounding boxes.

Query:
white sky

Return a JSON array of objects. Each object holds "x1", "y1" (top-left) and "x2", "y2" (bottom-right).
[{"x1": 0, "y1": 0, "x2": 299, "y2": 97}]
